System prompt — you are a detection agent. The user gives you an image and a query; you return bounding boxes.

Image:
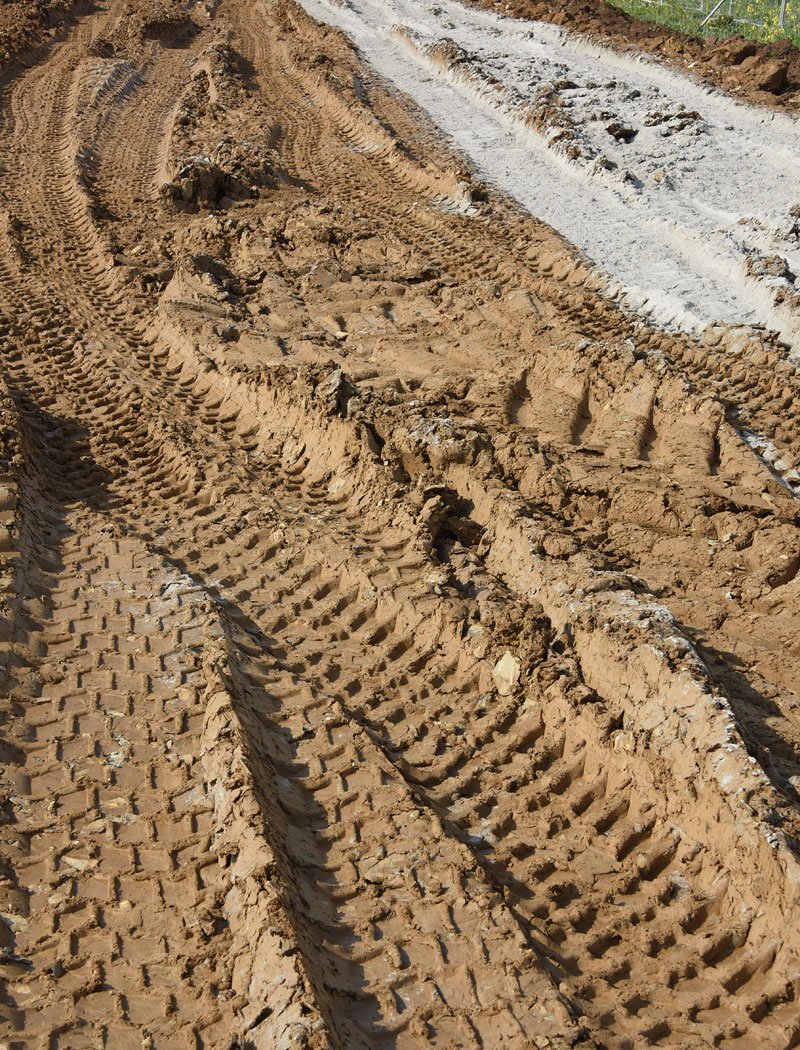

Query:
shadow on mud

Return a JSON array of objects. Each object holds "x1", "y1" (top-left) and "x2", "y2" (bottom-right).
[{"x1": 693, "y1": 634, "x2": 800, "y2": 859}]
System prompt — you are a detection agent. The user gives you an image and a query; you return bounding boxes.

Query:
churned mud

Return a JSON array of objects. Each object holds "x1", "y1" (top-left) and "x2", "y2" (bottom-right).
[{"x1": 0, "y1": 0, "x2": 799, "y2": 1048}]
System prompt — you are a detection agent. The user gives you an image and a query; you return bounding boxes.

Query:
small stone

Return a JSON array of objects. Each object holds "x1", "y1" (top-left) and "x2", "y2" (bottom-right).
[
  {"x1": 612, "y1": 730, "x2": 636, "y2": 753},
  {"x1": 492, "y1": 651, "x2": 521, "y2": 696},
  {"x1": 62, "y1": 856, "x2": 90, "y2": 872},
  {"x1": 653, "y1": 169, "x2": 674, "y2": 189}
]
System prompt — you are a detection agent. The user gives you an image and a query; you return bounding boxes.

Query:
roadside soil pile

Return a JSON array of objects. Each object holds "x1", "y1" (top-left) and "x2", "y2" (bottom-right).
[
  {"x1": 468, "y1": 0, "x2": 800, "y2": 109},
  {"x1": 0, "y1": 0, "x2": 798, "y2": 1048}
]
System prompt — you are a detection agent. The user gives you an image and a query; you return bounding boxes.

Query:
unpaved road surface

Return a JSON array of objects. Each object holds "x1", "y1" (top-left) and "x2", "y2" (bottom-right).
[{"x1": 0, "y1": 0, "x2": 800, "y2": 1048}]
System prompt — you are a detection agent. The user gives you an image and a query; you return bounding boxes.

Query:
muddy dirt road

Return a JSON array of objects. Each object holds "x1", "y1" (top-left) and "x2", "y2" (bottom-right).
[{"x1": 0, "y1": 0, "x2": 799, "y2": 1047}]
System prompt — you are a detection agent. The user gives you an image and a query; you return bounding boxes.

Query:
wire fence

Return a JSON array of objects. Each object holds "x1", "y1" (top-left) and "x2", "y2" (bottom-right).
[
  {"x1": 629, "y1": 0, "x2": 798, "y2": 39},
  {"x1": 701, "y1": 0, "x2": 792, "y2": 30}
]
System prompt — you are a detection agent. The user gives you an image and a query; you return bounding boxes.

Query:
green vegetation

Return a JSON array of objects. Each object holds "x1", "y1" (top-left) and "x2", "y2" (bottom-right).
[{"x1": 607, "y1": 0, "x2": 800, "y2": 47}]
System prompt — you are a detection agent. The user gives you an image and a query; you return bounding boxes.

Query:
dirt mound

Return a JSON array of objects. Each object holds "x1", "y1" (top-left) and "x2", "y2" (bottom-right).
[
  {"x1": 0, "y1": 0, "x2": 82, "y2": 68},
  {"x1": 162, "y1": 139, "x2": 280, "y2": 209},
  {"x1": 468, "y1": 0, "x2": 800, "y2": 109},
  {"x1": 0, "y1": 0, "x2": 799, "y2": 1045}
]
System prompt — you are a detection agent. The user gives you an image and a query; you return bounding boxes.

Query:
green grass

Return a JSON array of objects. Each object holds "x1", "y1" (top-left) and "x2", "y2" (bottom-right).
[{"x1": 607, "y1": 0, "x2": 800, "y2": 48}]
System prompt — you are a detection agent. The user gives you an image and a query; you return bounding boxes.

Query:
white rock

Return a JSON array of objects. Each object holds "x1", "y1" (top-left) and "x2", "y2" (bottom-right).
[{"x1": 492, "y1": 651, "x2": 520, "y2": 696}]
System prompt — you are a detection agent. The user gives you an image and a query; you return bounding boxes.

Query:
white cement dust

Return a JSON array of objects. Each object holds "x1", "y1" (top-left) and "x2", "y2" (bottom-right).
[{"x1": 298, "y1": 0, "x2": 800, "y2": 349}]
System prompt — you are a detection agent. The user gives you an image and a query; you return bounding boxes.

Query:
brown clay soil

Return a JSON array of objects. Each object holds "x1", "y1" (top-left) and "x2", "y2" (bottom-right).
[
  {"x1": 469, "y1": 0, "x2": 800, "y2": 110},
  {"x1": 0, "y1": 0, "x2": 800, "y2": 1048},
  {"x1": 0, "y1": 0, "x2": 82, "y2": 68}
]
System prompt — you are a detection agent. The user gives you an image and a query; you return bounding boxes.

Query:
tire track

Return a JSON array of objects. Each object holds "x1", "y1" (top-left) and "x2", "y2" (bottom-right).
[{"x1": 0, "y1": 0, "x2": 799, "y2": 1046}]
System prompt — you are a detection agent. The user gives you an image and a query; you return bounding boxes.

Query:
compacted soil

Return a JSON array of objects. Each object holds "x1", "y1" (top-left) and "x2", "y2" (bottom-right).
[{"x1": 0, "y1": 0, "x2": 799, "y2": 1048}]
